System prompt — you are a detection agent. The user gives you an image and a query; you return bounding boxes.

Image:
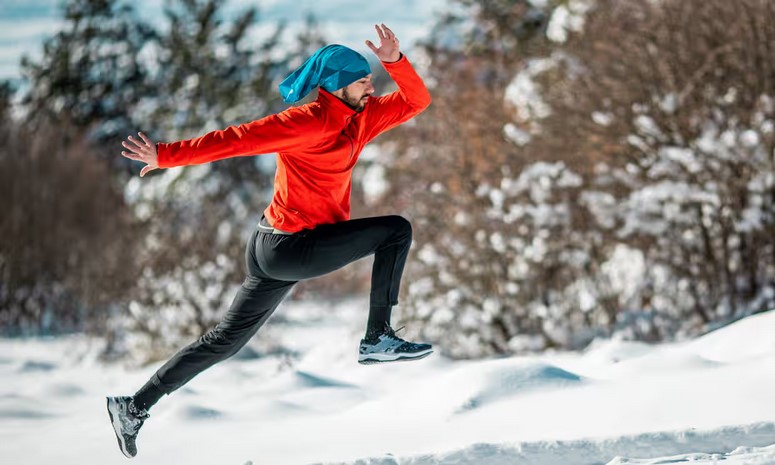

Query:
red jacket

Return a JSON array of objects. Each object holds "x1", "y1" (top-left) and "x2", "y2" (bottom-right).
[{"x1": 156, "y1": 55, "x2": 431, "y2": 233}]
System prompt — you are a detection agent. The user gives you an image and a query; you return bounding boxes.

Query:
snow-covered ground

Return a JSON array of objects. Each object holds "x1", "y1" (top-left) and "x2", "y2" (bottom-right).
[{"x1": 1, "y1": 301, "x2": 774, "y2": 465}]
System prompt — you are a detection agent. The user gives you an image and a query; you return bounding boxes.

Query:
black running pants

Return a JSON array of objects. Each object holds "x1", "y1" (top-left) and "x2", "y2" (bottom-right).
[{"x1": 134, "y1": 215, "x2": 412, "y2": 408}]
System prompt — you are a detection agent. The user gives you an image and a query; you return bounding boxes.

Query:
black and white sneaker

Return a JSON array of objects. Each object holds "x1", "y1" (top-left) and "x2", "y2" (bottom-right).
[
  {"x1": 106, "y1": 396, "x2": 149, "y2": 458},
  {"x1": 358, "y1": 325, "x2": 433, "y2": 364}
]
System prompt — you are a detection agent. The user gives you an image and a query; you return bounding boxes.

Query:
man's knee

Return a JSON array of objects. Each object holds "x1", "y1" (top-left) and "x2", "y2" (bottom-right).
[{"x1": 385, "y1": 215, "x2": 412, "y2": 239}]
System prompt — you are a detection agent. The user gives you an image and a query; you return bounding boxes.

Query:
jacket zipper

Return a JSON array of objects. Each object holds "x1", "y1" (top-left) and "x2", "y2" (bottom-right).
[
  {"x1": 342, "y1": 116, "x2": 355, "y2": 165},
  {"x1": 343, "y1": 132, "x2": 355, "y2": 164}
]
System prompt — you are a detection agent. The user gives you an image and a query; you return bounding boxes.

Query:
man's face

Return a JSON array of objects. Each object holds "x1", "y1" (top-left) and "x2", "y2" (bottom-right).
[{"x1": 334, "y1": 74, "x2": 374, "y2": 112}]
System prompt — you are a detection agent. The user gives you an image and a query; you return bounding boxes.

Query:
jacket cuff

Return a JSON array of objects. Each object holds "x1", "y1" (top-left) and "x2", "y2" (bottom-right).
[
  {"x1": 381, "y1": 53, "x2": 405, "y2": 65},
  {"x1": 156, "y1": 142, "x2": 172, "y2": 168}
]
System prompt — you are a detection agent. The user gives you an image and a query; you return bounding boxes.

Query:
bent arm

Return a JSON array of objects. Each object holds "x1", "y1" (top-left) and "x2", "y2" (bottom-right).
[
  {"x1": 157, "y1": 109, "x2": 321, "y2": 168},
  {"x1": 364, "y1": 54, "x2": 432, "y2": 141}
]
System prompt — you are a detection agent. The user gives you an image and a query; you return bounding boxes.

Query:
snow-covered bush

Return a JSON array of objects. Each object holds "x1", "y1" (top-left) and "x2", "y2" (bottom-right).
[
  {"x1": 382, "y1": 0, "x2": 774, "y2": 357},
  {"x1": 106, "y1": 255, "x2": 239, "y2": 365},
  {"x1": 541, "y1": 0, "x2": 775, "y2": 329}
]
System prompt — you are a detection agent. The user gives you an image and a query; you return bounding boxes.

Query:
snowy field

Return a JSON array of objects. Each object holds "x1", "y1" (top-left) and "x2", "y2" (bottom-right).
[{"x1": 1, "y1": 301, "x2": 774, "y2": 465}]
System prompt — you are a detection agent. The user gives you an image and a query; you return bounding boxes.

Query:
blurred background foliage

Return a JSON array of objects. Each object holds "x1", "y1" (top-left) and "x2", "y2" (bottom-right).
[{"x1": 0, "y1": 0, "x2": 773, "y2": 363}]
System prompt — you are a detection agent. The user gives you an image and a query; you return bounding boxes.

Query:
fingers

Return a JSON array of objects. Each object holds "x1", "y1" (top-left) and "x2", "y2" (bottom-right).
[
  {"x1": 376, "y1": 24, "x2": 399, "y2": 50},
  {"x1": 121, "y1": 131, "x2": 158, "y2": 177},
  {"x1": 365, "y1": 39, "x2": 379, "y2": 54},
  {"x1": 122, "y1": 141, "x2": 145, "y2": 156},
  {"x1": 125, "y1": 132, "x2": 152, "y2": 151},
  {"x1": 121, "y1": 150, "x2": 142, "y2": 162},
  {"x1": 140, "y1": 165, "x2": 156, "y2": 177},
  {"x1": 123, "y1": 136, "x2": 154, "y2": 155},
  {"x1": 382, "y1": 24, "x2": 396, "y2": 40},
  {"x1": 375, "y1": 24, "x2": 397, "y2": 41},
  {"x1": 375, "y1": 24, "x2": 386, "y2": 41},
  {"x1": 127, "y1": 135, "x2": 149, "y2": 149},
  {"x1": 123, "y1": 138, "x2": 146, "y2": 153},
  {"x1": 137, "y1": 132, "x2": 153, "y2": 146}
]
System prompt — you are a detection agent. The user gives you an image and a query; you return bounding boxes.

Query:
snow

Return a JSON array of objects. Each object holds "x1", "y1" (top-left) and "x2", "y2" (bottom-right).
[
  {"x1": 592, "y1": 111, "x2": 615, "y2": 127},
  {"x1": 1, "y1": 302, "x2": 774, "y2": 465},
  {"x1": 503, "y1": 123, "x2": 532, "y2": 146},
  {"x1": 505, "y1": 58, "x2": 556, "y2": 122},
  {"x1": 361, "y1": 163, "x2": 389, "y2": 205},
  {"x1": 546, "y1": 0, "x2": 593, "y2": 43},
  {"x1": 601, "y1": 245, "x2": 645, "y2": 304}
]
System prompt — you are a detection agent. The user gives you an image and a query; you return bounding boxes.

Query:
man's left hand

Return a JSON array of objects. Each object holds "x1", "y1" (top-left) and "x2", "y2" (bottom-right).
[{"x1": 366, "y1": 24, "x2": 401, "y2": 63}]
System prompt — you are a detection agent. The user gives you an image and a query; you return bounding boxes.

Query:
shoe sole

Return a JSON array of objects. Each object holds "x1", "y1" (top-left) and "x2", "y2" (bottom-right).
[
  {"x1": 358, "y1": 350, "x2": 433, "y2": 365},
  {"x1": 106, "y1": 397, "x2": 135, "y2": 458}
]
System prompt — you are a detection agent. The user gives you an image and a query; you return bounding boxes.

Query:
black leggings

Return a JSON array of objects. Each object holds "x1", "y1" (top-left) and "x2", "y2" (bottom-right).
[{"x1": 134, "y1": 215, "x2": 412, "y2": 409}]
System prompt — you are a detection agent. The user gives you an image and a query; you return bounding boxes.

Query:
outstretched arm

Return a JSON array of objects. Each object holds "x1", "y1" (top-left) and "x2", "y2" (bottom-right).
[
  {"x1": 121, "y1": 132, "x2": 158, "y2": 177},
  {"x1": 121, "y1": 108, "x2": 322, "y2": 176}
]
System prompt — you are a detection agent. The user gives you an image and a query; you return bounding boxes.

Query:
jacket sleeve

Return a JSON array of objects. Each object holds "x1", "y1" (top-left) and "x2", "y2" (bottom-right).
[
  {"x1": 363, "y1": 54, "x2": 432, "y2": 141},
  {"x1": 156, "y1": 108, "x2": 321, "y2": 168}
]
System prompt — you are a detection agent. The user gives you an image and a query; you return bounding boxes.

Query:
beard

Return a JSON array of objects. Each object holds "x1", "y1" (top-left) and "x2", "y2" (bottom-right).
[{"x1": 341, "y1": 88, "x2": 369, "y2": 112}]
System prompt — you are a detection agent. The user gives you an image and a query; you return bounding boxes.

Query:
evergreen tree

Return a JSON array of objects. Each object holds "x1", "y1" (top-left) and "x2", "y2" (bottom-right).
[{"x1": 20, "y1": 0, "x2": 154, "y2": 149}]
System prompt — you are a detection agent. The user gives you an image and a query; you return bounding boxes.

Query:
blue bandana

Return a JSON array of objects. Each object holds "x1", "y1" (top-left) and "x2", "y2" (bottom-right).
[{"x1": 279, "y1": 45, "x2": 371, "y2": 104}]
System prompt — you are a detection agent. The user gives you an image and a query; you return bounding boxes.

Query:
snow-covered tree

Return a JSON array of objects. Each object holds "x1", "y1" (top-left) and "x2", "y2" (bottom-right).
[
  {"x1": 538, "y1": 0, "x2": 775, "y2": 332},
  {"x1": 383, "y1": 0, "x2": 774, "y2": 357},
  {"x1": 20, "y1": 0, "x2": 154, "y2": 149}
]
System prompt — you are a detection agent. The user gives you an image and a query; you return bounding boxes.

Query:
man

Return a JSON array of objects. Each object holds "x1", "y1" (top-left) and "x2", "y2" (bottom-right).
[{"x1": 107, "y1": 24, "x2": 432, "y2": 458}]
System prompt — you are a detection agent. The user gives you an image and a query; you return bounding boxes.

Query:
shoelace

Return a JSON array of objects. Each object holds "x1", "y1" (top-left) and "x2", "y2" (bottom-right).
[
  {"x1": 128, "y1": 402, "x2": 150, "y2": 422},
  {"x1": 383, "y1": 325, "x2": 406, "y2": 341}
]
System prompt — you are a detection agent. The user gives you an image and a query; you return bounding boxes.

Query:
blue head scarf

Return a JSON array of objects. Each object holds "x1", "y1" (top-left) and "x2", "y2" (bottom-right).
[{"x1": 279, "y1": 45, "x2": 371, "y2": 104}]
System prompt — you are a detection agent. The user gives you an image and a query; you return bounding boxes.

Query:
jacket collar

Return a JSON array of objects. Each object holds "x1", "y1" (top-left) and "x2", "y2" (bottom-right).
[{"x1": 317, "y1": 88, "x2": 359, "y2": 127}]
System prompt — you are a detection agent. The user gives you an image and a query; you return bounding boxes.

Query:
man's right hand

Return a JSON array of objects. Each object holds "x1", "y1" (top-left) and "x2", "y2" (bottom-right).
[{"x1": 121, "y1": 132, "x2": 159, "y2": 177}]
